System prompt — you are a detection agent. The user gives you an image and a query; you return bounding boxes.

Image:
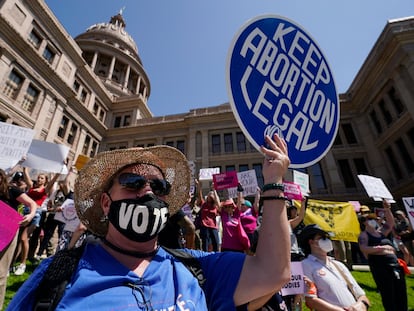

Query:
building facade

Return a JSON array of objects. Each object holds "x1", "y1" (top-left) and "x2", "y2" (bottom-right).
[{"x1": 1, "y1": 0, "x2": 414, "y2": 206}]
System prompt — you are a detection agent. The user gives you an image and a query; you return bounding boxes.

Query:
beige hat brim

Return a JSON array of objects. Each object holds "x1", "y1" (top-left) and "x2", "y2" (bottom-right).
[{"x1": 74, "y1": 146, "x2": 190, "y2": 236}]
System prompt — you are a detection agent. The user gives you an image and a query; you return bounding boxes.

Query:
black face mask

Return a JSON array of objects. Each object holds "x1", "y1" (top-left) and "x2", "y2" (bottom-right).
[{"x1": 108, "y1": 194, "x2": 169, "y2": 242}]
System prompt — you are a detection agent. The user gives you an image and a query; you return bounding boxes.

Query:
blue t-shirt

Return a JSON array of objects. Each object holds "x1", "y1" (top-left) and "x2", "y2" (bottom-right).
[{"x1": 7, "y1": 243, "x2": 246, "y2": 310}]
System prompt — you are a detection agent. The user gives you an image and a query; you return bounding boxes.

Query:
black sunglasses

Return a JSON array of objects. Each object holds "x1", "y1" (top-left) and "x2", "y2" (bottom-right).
[{"x1": 118, "y1": 173, "x2": 171, "y2": 196}]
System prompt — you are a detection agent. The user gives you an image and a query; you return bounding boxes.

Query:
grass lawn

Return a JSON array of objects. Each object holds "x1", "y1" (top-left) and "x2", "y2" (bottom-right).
[
  {"x1": 2, "y1": 262, "x2": 414, "y2": 310},
  {"x1": 302, "y1": 269, "x2": 414, "y2": 311},
  {"x1": 352, "y1": 270, "x2": 414, "y2": 311},
  {"x1": 3, "y1": 261, "x2": 39, "y2": 311}
]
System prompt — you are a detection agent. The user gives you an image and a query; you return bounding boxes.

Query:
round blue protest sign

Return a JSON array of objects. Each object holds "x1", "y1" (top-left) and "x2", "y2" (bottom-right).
[{"x1": 226, "y1": 15, "x2": 339, "y2": 168}]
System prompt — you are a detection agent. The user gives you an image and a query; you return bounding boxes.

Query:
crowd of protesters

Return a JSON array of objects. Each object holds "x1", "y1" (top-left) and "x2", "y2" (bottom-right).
[
  {"x1": 1, "y1": 143, "x2": 413, "y2": 310},
  {"x1": 0, "y1": 159, "x2": 84, "y2": 308},
  {"x1": 165, "y1": 178, "x2": 412, "y2": 310},
  {"x1": 6, "y1": 136, "x2": 292, "y2": 310}
]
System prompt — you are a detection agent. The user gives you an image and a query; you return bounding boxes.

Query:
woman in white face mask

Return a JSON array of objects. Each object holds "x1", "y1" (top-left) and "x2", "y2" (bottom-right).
[
  {"x1": 298, "y1": 224, "x2": 370, "y2": 311},
  {"x1": 358, "y1": 199, "x2": 408, "y2": 311}
]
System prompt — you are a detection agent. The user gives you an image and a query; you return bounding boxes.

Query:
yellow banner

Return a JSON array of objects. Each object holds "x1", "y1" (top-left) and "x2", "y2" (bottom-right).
[{"x1": 294, "y1": 199, "x2": 360, "y2": 242}]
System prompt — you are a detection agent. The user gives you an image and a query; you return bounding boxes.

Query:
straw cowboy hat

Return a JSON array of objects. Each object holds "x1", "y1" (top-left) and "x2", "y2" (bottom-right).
[{"x1": 74, "y1": 146, "x2": 190, "y2": 236}]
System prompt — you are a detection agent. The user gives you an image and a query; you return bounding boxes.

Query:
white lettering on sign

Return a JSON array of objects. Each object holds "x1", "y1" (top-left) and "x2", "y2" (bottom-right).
[
  {"x1": 118, "y1": 203, "x2": 168, "y2": 235},
  {"x1": 239, "y1": 23, "x2": 335, "y2": 153}
]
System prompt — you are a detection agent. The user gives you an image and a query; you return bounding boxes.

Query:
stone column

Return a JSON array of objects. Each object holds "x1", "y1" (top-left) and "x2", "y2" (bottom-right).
[
  {"x1": 14, "y1": 79, "x2": 30, "y2": 104},
  {"x1": 91, "y1": 52, "x2": 98, "y2": 71},
  {"x1": 107, "y1": 56, "x2": 116, "y2": 80},
  {"x1": 201, "y1": 130, "x2": 209, "y2": 168},
  {"x1": 394, "y1": 68, "x2": 414, "y2": 118},
  {"x1": 44, "y1": 99, "x2": 64, "y2": 141},
  {"x1": 136, "y1": 76, "x2": 141, "y2": 95},
  {"x1": 123, "y1": 64, "x2": 130, "y2": 89},
  {"x1": 142, "y1": 86, "x2": 147, "y2": 101},
  {"x1": 75, "y1": 128, "x2": 88, "y2": 156}
]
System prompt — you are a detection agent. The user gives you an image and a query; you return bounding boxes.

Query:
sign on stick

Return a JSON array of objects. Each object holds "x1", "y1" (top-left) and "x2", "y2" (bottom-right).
[
  {"x1": 357, "y1": 174, "x2": 394, "y2": 202},
  {"x1": 0, "y1": 122, "x2": 34, "y2": 170},
  {"x1": 226, "y1": 15, "x2": 339, "y2": 168}
]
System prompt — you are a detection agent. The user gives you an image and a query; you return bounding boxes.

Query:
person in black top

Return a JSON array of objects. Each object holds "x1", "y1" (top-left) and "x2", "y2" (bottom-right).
[
  {"x1": 358, "y1": 199, "x2": 408, "y2": 311},
  {"x1": 158, "y1": 209, "x2": 195, "y2": 249}
]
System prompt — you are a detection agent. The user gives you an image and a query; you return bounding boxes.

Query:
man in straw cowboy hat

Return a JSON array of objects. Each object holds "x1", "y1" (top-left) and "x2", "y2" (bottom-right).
[{"x1": 7, "y1": 134, "x2": 291, "y2": 311}]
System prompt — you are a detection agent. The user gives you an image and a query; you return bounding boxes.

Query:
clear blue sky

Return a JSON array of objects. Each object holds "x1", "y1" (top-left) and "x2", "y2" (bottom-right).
[{"x1": 45, "y1": 1, "x2": 413, "y2": 117}]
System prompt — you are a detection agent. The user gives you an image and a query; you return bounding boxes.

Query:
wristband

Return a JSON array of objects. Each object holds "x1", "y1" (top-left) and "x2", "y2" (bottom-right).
[
  {"x1": 260, "y1": 196, "x2": 289, "y2": 202},
  {"x1": 262, "y1": 183, "x2": 284, "y2": 192}
]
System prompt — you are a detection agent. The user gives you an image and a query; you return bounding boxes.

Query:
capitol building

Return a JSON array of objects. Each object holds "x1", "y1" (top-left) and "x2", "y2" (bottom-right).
[{"x1": 1, "y1": 0, "x2": 414, "y2": 206}]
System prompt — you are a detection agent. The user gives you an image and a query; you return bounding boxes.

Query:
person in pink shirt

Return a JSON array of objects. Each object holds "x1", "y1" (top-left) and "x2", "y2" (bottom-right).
[
  {"x1": 237, "y1": 188, "x2": 258, "y2": 254},
  {"x1": 220, "y1": 198, "x2": 250, "y2": 253}
]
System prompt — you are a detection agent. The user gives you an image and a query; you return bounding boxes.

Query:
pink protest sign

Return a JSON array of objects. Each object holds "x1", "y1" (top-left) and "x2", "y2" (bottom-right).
[
  {"x1": 0, "y1": 200, "x2": 23, "y2": 251},
  {"x1": 213, "y1": 171, "x2": 239, "y2": 190},
  {"x1": 283, "y1": 181, "x2": 303, "y2": 201},
  {"x1": 349, "y1": 201, "x2": 361, "y2": 212}
]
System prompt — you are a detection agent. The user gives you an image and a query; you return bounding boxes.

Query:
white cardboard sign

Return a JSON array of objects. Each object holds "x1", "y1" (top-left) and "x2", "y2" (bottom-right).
[
  {"x1": 199, "y1": 167, "x2": 220, "y2": 181},
  {"x1": 281, "y1": 261, "x2": 305, "y2": 296},
  {"x1": 0, "y1": 122, "x2": 34, "y2": 170},
  {"x1": 24, "y1": 140, "x2": 70, "y2": 173},
  {"x1": 357, "y1": 174, "x2": 394, "y2": 202},
  {"x1": 293, "y1": 170, "x2": 310, "y2": 195},
  {"x1": 54, "y1": 199, "x2": 80, "y2": 232},
  {"x1": 228, "y1": 169, "x2": 258, "y2": 198}
]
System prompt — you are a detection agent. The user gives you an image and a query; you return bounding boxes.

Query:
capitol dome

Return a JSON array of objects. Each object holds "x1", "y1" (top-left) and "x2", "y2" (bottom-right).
[{"x1": 74, "y1": 12, "x2": 150, "y2": 99}]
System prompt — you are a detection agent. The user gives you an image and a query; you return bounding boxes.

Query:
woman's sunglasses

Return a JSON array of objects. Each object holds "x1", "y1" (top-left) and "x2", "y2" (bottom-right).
[{"x1": 118, "y1": 173, "x2": 171, "y2": 196}]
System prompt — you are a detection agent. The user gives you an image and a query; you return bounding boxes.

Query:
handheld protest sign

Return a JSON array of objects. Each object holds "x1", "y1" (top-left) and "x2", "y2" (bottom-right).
[
  {"x1": 402, "y1": 197, "x2": 414, "y2": 228},
  {"x1": 281, "y1": 261, "x2": 304, "y2": 296},
  {"x1": 0, "y1": 201, "x2": 23, "y2": 251},
  {"x1": 25, "y1": 140, "x2": 70, "y2": 173},
  {"x1": 283, "y1": 181, "x2": 303, "y2": 201},
  {"x1": 54, "y1": 199, "x2": 80, "y2": 232},
  {"x1": 226, "y1": 15, "x2": 339, "y2": 168},
  {"x1": 213, "y1": 171, "x2": 239, "y2": 190},
  {"x1": 228, "y1": 169, "x2": 258, "y2": 198},
  {"x1": 293, "y1": 170, "x2": 310, "y2": 195},
  {"x1": 357, "y1": 174, "x2": 395, "y2": 202},
  {"x1": 74, "y1": 154, "x2": 90, "y2": 171},
  {"x1": 199, "y1": 167, "x2": 220, "y2": 181},
  {"x1": 0, "y1": 122, "x2": 34, "y2": 170}
]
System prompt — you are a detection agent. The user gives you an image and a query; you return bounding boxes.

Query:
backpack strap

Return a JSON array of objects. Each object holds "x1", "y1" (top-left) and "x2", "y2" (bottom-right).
[
  {"x1": 34, "y1": 244, "x2": 86, "y2": 311},
  {"x1": 33, "y1": 245, "x2": 205, "y2": 310},
  {"x1": 162, "y1": 247, "x2": 206, "y2": 288}
]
